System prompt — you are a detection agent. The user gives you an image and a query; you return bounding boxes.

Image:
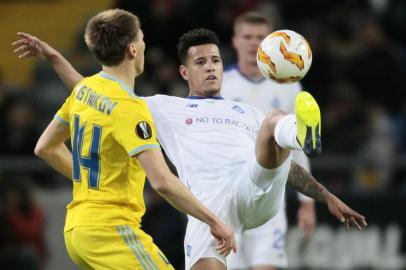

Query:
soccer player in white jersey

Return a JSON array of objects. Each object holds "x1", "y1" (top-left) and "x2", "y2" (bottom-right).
[
  {"x1": 222, "y1": 12, "x2": 316, "y2": 270},
  {"x1": 14, "y1": 29, "x2": 367, "y2": 270}
]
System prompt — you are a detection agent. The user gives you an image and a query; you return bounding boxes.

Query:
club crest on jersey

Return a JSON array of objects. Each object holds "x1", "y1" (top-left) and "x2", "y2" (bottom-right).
[
  {"x1": 232, "y1": 105, "x2": 245, "y2": 113},
  {"x1": 135, "y1": 121, "x2": 152, "y2": 139},
  {"x1": 185, "y1": 118, "x2": 193, "y2": 125},
  {"x1": 271, "y1": 98, "x2": 281, "y2": 108}
]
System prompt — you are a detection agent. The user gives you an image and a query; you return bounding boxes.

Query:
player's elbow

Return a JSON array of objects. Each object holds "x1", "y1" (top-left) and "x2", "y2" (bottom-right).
[
  {"x1": 34, "y1": 142, "x2": 51, "y2": 160},
  {"x1": 149, "y1": 175, "x2": 172, "y2": 194}
]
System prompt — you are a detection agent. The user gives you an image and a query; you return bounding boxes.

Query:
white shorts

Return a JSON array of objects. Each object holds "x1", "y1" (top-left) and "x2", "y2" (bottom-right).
[
  {"x1": 184, "y1": 153, "x2": 291, "y2": 270},
  {"x1": 228, "y1": 206, "x2": 288, "y2": 269}
]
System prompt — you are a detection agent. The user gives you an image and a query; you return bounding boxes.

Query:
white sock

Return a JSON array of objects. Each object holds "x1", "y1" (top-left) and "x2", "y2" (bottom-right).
[{"x1": 274, "y1": 114, "x2": 302, "y2": 151}]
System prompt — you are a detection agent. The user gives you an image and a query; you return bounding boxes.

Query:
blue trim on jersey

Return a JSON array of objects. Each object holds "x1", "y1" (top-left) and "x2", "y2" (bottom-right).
[
  {"x1": 224, "y1": 63, "x2": 237, "y2": 71},
  {"x1": 54, "y1": 115, "x2": 69, "y2": 126},
  {"x1": 128, "y1": 144, "x2": 160, "y2": 157},
  {"x1": 186, "y1": 96, "x2": 224, "y2": 100},
  {"x1": 98, "y1": 71, "x2": 137, "y2": 98},
  {"x1": 226, "y1": 64, "x2": 266, "y2": 84}
]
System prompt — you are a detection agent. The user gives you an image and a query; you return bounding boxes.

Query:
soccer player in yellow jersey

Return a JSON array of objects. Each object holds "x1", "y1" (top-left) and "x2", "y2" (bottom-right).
[{"x1": 13, "y1": 9, "x2": 236, "y2": 269}]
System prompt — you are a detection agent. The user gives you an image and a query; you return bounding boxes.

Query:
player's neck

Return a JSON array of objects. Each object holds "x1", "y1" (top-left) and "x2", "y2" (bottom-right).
[
  {"x1": 238, "y1": 62, "x2": 263, "y2": 81},
  {"x1": 188, "y1": 89, "x2": 221, "y2": 98},
  {"x1": 102, "y1": 65, "x2": 135, "y2": 90}
]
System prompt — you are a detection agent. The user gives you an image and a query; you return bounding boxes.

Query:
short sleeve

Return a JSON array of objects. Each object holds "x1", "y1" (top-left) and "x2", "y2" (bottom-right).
[
  {"x1": 112, "y1": 99, "x2": 160, "y2": 156},
  {"x1": 54, "y1": 95, "x2": 72, "y2": 127}
]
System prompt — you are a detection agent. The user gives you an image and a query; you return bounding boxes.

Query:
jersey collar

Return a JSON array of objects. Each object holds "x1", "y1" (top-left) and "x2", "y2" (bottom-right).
[
  {"x1": 98, "y1": 71, "x2": 137, "y2": 97},
  {"x1": 186, "y1": 95, "x2": 224, "y2": 100}
]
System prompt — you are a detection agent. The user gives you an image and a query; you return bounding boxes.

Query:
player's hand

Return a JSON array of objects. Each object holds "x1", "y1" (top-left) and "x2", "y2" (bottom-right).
[
  {"x1": 297, "y1": 200, "x2": 316, "y2": 239},
  {"x1": 326, "y1": 193, "x2": 367, "y2": 230},
  {"x1": 209, "y1": 219, "x2": 237, "y2": 256},
  {"x1": 12, "y1": 32, "x2": 57, "y2": 61}
]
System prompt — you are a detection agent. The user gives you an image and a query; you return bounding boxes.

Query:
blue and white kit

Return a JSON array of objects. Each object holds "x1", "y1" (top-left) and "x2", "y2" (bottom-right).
[
  {"x1": 221, "y1": 65, "x2": 312, "y2": 269},
  {"x1": 144, "y1": 95, "x2": 292, "y2": 269}
]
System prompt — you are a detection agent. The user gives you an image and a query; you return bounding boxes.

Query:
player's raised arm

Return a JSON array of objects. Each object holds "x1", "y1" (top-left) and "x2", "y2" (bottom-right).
[
  {"x1": 137, "y1": 148, "x2": 237, "y2": 256},
  {"x1": 12, "y1": 32, "x2": 83, "y2": 90},
  {"x1": 287, "y1": 161, "x2": 368, "y2": 230}
]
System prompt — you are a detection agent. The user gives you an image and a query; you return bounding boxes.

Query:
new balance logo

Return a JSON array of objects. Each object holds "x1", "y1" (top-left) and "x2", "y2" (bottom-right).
[{"x1": 271, "y1": 97, "x2": 281, "y2": 108}]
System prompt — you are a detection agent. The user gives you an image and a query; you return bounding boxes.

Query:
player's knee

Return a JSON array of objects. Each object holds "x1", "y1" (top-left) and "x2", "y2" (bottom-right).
[
  {"x1": 263, "y1": 109, "x2": 286, "y2": 134},
  {"x1": 268, "y1": 109, "x2": 287, "y2": 119}
]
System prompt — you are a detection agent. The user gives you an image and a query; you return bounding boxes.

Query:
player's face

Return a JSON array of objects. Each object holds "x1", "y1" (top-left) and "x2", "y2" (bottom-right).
[
  {"x1": 233, "y1": 23, "x2": 271, "y2": 66},
  {"x1": 134, "y1": 30, "x2": 145, "y2": 75},
  {"x1": 180, "y1": 44, "x2": 223, "y2": 97}
]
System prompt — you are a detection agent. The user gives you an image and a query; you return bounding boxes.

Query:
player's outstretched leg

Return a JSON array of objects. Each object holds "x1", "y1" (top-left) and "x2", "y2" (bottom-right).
[
  {"x1": 237, "y1": 92, "x2": 322, "y2": 231},
  {"x1": 254, "y1": 91, "x2": 322, "y2": 181},
  {"x1": 295, "y1": 91, "x2": 322, "y2": 157}
]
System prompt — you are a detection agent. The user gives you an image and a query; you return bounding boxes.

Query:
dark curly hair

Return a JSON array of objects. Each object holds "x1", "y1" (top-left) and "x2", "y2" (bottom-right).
[{"x1": 176, "y1": 28, "x2": 220, "y2": 64}]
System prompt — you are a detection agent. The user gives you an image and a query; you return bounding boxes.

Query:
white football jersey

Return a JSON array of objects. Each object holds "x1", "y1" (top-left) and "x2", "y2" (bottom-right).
[
  {"x1": 221, "y1": 65, "x2": 301, "y2": 114},
  {"x1": 144, "y1": 95, "x2": 265, "y2": 197},
  {"x1": 222, "y1": 65, "x2": 311, "y2": 201}
]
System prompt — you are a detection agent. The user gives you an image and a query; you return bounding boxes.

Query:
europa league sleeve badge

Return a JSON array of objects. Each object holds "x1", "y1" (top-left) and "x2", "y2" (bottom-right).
[{"x1": 135, "y1": 121, "x2": 152, "y2": 139}]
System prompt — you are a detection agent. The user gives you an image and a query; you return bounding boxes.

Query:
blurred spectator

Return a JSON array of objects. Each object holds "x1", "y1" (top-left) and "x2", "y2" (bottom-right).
[
  {"x1": 0, "y1": 94, "x2": 41, "y2": 156},
  {"x1": 394, "y1": 100, "x2": 406, "y2": 154},
  {"x1": 348, "y1": 15, "x2": 403, "y2": 114},
  {"x1": 29, "y1": 62, "x2": 71, "y2": 125},
  {"x1": 323, "y1": 82, "x2": 368, "y2": 154},
  {"x1": 0, "y1": 176, "x2": 47, "y2": 269},
  {"x1": 118, "y1": 0, "x2": 183, "y2": 59},
  {"x1": 353, "y1": 104, "x2": 396, "y2": 193},
  {"x1": 383, "y1": 0, "x2": 406, "y2": 44},
  {"x1": 139, "y1": 52, "x2": 187, "y2": 97}
]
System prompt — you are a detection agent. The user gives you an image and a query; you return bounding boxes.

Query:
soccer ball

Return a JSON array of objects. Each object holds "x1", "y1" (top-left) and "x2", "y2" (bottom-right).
[{"x1": 257, "y1": 29, "x2": 312, "y2": 83}]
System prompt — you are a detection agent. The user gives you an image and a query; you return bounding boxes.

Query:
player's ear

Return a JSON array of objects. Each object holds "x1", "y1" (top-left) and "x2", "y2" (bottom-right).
[
  {"x1": 127, "y1": 43, "x2": 137, "y2": 59},
  {"x1": 179, "y1": 65, "x2": 188, "y2": 80}
]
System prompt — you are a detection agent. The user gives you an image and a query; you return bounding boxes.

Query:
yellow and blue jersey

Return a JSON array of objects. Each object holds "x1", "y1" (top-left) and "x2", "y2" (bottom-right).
[{"x1": 55, "y1": 71, "x2": 160, "y2": 232}]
